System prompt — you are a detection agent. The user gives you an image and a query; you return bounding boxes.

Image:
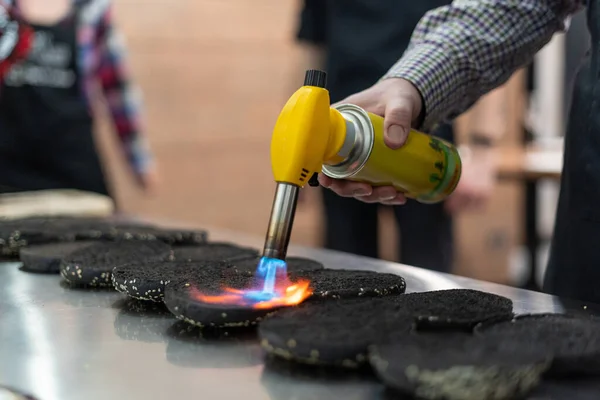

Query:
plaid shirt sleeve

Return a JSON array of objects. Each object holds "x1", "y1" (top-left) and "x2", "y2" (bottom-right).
[
  {"x1": 382, "y1": 0, "x2": 585, "y2": 130},
  {"x1": 95, "y1": 3, "x2": 153, "y2": 176}
]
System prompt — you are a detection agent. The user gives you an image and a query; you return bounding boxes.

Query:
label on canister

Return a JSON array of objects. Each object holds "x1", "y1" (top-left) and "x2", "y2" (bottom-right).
[{"x1": 322, "y1": 104, "x2": 462, "y2": 204}]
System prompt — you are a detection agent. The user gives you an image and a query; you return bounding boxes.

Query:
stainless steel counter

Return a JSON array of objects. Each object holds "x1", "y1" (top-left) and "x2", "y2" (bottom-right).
[{"x1": 0, "y1": 227, "x2": 598, "y2": 400}]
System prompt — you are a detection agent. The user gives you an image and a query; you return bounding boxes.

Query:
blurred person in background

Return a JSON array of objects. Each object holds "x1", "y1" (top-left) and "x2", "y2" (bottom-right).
[
  {"x1": 293, "y1": 0, "x2": 498, "y2": 272},
  {"x1": 0, "y1": 0, "x2": 157, "y2": 201}
]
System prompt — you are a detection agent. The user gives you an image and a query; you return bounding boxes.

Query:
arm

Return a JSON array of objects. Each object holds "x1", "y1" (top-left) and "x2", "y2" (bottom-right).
[
  {"x1": 95, "y1": 3, "x2": 154, "y2": 185},
  {"x1": 383, "y1": 0, "x2": 585, "y2": 131}
]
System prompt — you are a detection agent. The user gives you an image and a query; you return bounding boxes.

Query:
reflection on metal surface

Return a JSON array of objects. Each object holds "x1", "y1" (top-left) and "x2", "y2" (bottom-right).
[
  {"x1": 530, "y1": 378, "x2": 600, "y2": 399},
  {"x1": 165, "y1": 322, "x2": 262, "y2": 369},
  {"x1": 113, "y1": 299, "x2": 173, "y2": 343},
  {"x1": 0, "y1": 228, "x2": 598, "y2": 400},
  {"x1": 260, "y1": 357, "x2": 382, "y2": 400},
  {"x1": 378, "y1": 262, "x2": 465, "y2": 293},
  {"x1": 58, "y1": 280, "x2": 115, "y2": 307},
  {"x1": 7, "y1": 264, "x2": 59, "y2": 400},
  {"x1": 0, "y1": 386, "x2": 37, "y2": 400}
]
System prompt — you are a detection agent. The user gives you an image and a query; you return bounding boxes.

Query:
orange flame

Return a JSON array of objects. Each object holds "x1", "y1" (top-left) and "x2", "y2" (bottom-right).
[{"x1": 190, "y1": 273, "x2": 312, "y2": 309}]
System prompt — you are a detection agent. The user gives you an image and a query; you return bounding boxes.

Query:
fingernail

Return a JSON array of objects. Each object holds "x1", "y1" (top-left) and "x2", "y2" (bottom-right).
[
  {"x1": 381, "y1": 195, "x2": 396, "y2": 201},
  {"x1": 353, "y1": 189, "x2": 370, "y2": 196},
  {"x1": 386, "y1": 125, "x2": 408, "y2": 148}
]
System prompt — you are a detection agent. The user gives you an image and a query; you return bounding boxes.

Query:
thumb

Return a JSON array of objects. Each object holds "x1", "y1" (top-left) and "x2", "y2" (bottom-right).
[{"x1": 383, "y1": 99, "x2": 413, "y2": 149}]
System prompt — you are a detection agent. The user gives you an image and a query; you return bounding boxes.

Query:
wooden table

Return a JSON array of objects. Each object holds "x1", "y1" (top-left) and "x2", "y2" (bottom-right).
[{"x1": 497, "y1": 144, "x2": 563, "y2": 290}]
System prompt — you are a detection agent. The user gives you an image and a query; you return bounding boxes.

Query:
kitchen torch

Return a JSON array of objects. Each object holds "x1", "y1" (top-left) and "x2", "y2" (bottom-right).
[{"x1": 261, "y1": 69, "x2": 462, "y2": 261}]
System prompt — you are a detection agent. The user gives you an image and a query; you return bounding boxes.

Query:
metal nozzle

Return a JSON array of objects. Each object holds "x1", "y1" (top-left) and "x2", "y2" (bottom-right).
[{"x1": 262, "y1": 183, "x2": 299, "y2": 260}]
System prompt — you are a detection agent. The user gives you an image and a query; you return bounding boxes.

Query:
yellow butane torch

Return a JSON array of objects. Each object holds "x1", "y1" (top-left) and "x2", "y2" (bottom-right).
[{"x1": 261, "y1": 70, "x2": 462, "y2": 261}]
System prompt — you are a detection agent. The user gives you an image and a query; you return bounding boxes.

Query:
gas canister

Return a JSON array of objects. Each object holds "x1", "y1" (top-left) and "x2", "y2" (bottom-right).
[{"x1": 322, "y1": 104, "x2": 462, "y2": 204}]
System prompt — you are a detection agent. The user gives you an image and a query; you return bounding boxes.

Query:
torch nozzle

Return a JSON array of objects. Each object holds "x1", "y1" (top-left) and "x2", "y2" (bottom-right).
[{"x1": 261, "y1": 183, "x2": 299, "y2": 260}]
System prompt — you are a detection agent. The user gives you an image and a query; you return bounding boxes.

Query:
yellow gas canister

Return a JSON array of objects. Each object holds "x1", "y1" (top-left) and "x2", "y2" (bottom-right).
[{"x1": 322, "y1": 104, "x2": 462, "y2": 204}]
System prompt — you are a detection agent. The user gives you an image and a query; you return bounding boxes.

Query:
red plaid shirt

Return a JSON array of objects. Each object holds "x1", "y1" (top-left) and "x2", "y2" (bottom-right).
[{"x1": 1, "y1": 0, "x2": 152, "y2": 176}]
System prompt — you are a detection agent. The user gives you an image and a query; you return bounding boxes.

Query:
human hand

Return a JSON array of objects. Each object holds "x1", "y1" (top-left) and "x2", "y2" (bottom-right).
[
  {"x1": 318, "y1": 77, "x2": 423, "y2": 205},
  {"x1": 135, "y1": 167, "x2": 160, "y2": 196},
  {"x1": 444, "y1": 146, "x2": 497, "y2": 214}
]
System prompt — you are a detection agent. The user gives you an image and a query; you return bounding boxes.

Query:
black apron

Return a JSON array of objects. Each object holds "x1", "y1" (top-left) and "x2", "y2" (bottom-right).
[
  {"x1": 0, "y1": 5, "x2": 110, "y2": 196},
  {"x1": 543, "y1": 0, "x2": 600, "y2": 304}
]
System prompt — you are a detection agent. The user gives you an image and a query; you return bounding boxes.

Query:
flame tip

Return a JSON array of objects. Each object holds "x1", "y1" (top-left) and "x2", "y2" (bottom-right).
[{"x1": 189, "y1": 260, "x2": 312, "y2": 309}]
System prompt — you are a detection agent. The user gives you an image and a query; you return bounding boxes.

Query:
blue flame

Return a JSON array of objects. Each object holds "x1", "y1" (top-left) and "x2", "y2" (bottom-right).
[{"x1": 243, "y1": 256, "x2": 288, "y2": 302}]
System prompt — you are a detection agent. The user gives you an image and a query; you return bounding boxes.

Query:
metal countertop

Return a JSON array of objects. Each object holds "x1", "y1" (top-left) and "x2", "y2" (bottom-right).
[{"x1": 0, "y1": 227, "x2": 599, "y2": 400}]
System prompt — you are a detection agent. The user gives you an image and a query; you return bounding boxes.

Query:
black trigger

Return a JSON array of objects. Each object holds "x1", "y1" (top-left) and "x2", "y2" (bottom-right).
[{"x1": 308, "y1": 172, "x2": 319, "y2": 187}]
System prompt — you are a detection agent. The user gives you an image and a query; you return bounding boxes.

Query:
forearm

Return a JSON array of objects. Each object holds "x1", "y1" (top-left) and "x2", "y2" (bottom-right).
[
  {"x1": 120, "y1": 131, "x2": 154, "y2": 174},
  {"x1": 383, "y1": 0, "x2": 584, "y2": 130},
  {"x1": 100, "y1": 37, "x2": 153, "y2": 175},
  {"x1": 92, "y1": 1, "x2": 152, "y2": 177},
  {"x1": 106, "y1": 83, "x2": 153, "y2": 175},
  {"x1": 95, "y1": 8, "x2": 150, "y2": 175}
]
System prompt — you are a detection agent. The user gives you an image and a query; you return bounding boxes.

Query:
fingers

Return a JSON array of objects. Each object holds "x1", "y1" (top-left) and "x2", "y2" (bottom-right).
[
  {"x1": 319, "y1": 175, "x2": 372, "y2": 197},
  {"x1": 317, "y1": 174, "x2": 334, "y2": 190},
  {"x1": 137, "y1": 169, "x2": 160, "y2": 195},
  {"x1": 383, "y1": 99, "x2": 412, "y2": 149},
  {"x1": 343, "y1": 90, "x2": 413, "y2": 150},
  {"x1": 317, "y1": 175, "x2": 407, "y2": 205},
  {"x1": 381, "y1": 194, "x2": 407, "y2": 206},
  {"x1": 336, "y1": 78, "x2": 422, "y2": 152},
  {"x1": 354, "y1": 186, "x2": 406, "y2": 205}
]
